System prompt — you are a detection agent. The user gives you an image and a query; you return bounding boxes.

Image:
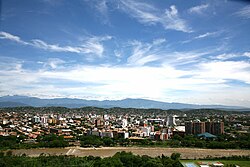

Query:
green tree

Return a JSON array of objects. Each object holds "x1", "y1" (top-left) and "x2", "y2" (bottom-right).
[
  {"x1": 103, "y1": 137, "x2": 114, "y2": 146},
  {"x1": 171, "y1": 153, "x2": 181, "y2": 160}
]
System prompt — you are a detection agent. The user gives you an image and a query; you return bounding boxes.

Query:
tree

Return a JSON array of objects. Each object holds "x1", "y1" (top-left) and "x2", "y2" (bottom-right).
[
  {"x1": 6, "y1": 150, "x2": 13, "y2": 156},
  {"x1": 143, "y1": 159, "x2": 163, "y2": 167},
  {"x1": 171, "y1": 153, "x2": 181, "y2": 160},
  {"x1": 103, "y1": 137, "x2": 113, "y2": 146},
  {"x1": 173, "y1": 134, "x2": 182, "y2": 141}
]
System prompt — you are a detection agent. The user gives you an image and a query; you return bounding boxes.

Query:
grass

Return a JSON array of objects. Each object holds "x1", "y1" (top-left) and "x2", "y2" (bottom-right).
[
  {"x1": 220, "y1": 160, "x2": 250, "y2": 167},
  {"x1": 181, "y1": 160, "x2": 250, "y2": 167}
]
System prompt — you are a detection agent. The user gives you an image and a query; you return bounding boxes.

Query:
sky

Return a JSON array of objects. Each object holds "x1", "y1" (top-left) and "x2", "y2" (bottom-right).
[{"x1": 0, "y1": 0, "x2": 250, "y2": 107}]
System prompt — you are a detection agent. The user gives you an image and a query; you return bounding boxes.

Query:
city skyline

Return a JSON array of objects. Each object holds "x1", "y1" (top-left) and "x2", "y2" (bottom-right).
[{"x1": 0, "y1": 0, "x2": 250, "y2": 107}]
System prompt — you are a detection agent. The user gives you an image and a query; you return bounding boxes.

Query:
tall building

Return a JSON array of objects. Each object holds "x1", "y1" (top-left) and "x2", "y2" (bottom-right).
[
  {"x1": 40, "y1": 116, "x2": 48, "y2": 126},
  {"x1": 122, "y1": 119, "x2": 128, "y2": 128},
  {"x1": 205, "y1": 121, "x2": 212, "y2": 133},
  {"x1": 32, "y1": 116, "x2": 40, "y2": 123},
  {"x1": 166, "y1": 115, "x2": 176, "y2": 127},
  {"x1": 193, "y1": 122, "x2": 205, "y2": 134},
  {"x1": 211, "y1": 122, "x2": 224, "y2": 135},
  {"x1": 185, "y1": 121, "x2": 193, "y2": 135},
  {"x1": 185, "y1": 121, "x2": 224, "y2": 135}
]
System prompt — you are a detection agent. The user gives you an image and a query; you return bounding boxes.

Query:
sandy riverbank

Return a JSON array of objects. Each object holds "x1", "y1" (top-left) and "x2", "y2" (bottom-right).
[{"x1": 10, "y1": 147, "x2": 250, "y2": 159}]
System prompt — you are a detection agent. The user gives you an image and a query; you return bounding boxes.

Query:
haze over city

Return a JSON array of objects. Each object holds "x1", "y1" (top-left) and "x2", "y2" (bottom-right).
[{"x1": 0, "y1": 0, "x2": 250, "y2": 107}]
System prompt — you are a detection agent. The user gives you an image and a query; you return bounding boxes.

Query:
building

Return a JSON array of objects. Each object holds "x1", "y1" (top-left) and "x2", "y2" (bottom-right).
[
  {"x1": 205, "y1": 121, "x2": 212, "y2": 133},
  {"x1": 2, "y1": 119, "x2": 8, "y2": 125},
  {"x1": 95, "y1": 119, "x2": 104, "y2": 127},
  {"x1": 122, "y1": 119, "x2": 128, "y2": 128},
  {"x1": 193, "y1": 122, "x2": 205, "y2": 134},
  {"x1": 166, "y1": 115, "x2": 176, "y2": 127},
  {"x1": 40, "y1": 116, "x2": 48, "y2": 126},
  {"x1": 185, "y1": 121, "x2": 224, "y2": 135},
  {"x1": 101, "y1": 131, "x2": 114, "y2": 138},
  {"x1": 197, "y1": 132, "x2": 217, "y2": 139},
  {"x1": 91, "y1": 129, "x2": 100, "y2": 136},
  {"x1": 118, "y1": 131, "x2": 129, "y2": 139},
  {"x1": 147, "y1": 119, "x2": 164, "y2": 125},
  {"x1": 185, "y1": 121, "x2": 193, "y2": 135},
  {"x1": 173, "y1": 126, "x2": 185, "y2": 137},
  {"x1": 211, "y1": 122, "x2": 224, "y2": 135},
  {"x1": 32, "y1": 116, "x2": 40, "y2": 123},
  {"x1": 160, "y1": 133, "x2": 168, "y2": 141},
  {"x1": 141, "y1": 127, "x2": 151, "y2": 137}
]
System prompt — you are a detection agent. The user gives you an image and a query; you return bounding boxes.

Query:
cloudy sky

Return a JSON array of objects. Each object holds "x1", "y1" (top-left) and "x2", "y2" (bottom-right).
[{"x1": 0, "y1": 0, "x2": 250, "y2": 107}]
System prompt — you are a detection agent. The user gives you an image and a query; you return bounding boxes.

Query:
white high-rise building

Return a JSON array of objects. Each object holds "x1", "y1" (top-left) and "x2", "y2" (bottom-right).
[
  {"x1": 122, "y1": 119, "x2": 128, "y2": 128},
  {"x1": 41, "y1": 116, "x2": 49, "y2": 127},
  {"x1": 166, "y1": 115, "x2": 176, "y2": 127},
  {"x1": 32, "y1": 116, "x2": 40, "y2": 123}
]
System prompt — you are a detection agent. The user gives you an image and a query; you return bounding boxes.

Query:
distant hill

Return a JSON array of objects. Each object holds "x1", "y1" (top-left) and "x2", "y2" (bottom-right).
[
  {"x1": 0, "y1": 95, "x2": 247, "y2": 110},
  {"x1": 0, "y1": 101, "x2": 29, "y2": 107}
]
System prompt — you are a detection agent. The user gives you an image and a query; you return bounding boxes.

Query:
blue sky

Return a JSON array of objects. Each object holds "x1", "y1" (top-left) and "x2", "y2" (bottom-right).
[{"x1": 0, "y1": 0, "x2": 250, "y2": 107}]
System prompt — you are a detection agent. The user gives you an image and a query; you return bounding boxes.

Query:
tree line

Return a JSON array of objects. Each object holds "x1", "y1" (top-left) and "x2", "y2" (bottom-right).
[
  {"x1": 0, "y1": 151, "x2": 182, "y2": 167},
  {"x1": 1, "y1": 132, "x2": 250, "y2": 150}
]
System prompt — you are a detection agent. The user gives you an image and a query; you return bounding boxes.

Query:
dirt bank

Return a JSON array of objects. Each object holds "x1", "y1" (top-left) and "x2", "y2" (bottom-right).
[{"x1": 10, "y1": 147, "x2": 250, "y2": 159}]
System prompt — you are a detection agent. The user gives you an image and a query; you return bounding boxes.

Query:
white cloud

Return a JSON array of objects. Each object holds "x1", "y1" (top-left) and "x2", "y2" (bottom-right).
[
  {"x1": 244, "y1": 52, "x2": 250, "y2": 57},
  {"x1": 126, "y1": 39, "x2": 166, "y2": 66},
  {"x1": 176, "y1": 87, "x2": 250, "y2": 107},
  {"x1": 81, "y1": 36, "x2": 110, "y2": 57},
  {"x1": 153, "y1": 38, "x2": 166, "y2": 45},
  {"x1": 212, "y1": 52, "x2": 250, "y2": 60},
  {"x1": 44, "y1": 58, "x2": 65, "y2": 69},
  {"x1": 119, "y1": 1, "x2": 191, "y2": 32},
  {"x1": 0, "y1": 31, "x2": 28, "y2": 45},
  {"x1": 162, "y1": 51, "x2": 210, "y2": 66},
  {"x1": 85, "y1": 0, "x2": 111, "y2": 25},
  {"x1": 126, "y1": 40, "x2": 213, "y2": 67},
  {"x1": 182, "y1": 31, "x2": 222, "y2": 44},
  {"x1": 196, "y1": 61, "x2": 250, "y2": 84},
  {"x1": 0, "y1": 31, "x2": 111, "y2": 57},
  {"x1": 214, "y1": 53, "x2": 237, "y2": 60},
  {"x1": 188, "y1": 4, "x2": 209, "y2": 14},
  {"x1": 162, "y1": 5, "x2": 191, "y2": 32},
  {"x1": 194, "y1": 32, "x2": 218, "y2": 39},
  {"x1": 95, "y1": 0, "x2": 110, "y2": 24},
  {"x1": 119, "y1": 0, "x2": 160, "y2": 25},
  {"x1": 235, "y1": 5, "x2": 250, "y2": 19},
  {"x1": 0, "y1": 57, "x2": 23, "y2": 71},
  {"x1": 195, "y1": 32, "x2": 211, "y2": 39},
  {"x1": 128, "y1": 54, "x2": 159, "y2": 66},
  {"x1": 1, "y1": 57, "x2": 250, "y2": 107},
  {"x1": 31, "y1": 37, "x2": 109, "y2": 57},
  {"x1": 31, "y1": 39, "x2": 82, "y2": 53},
  {"x1": 114, "y1": 50, "x2": 122, "y2": 58}
]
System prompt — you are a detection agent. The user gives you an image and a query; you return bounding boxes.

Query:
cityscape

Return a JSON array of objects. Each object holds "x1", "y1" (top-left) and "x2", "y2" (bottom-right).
[
  {"x1": 1, "y1": 107, "x2": 250, "y2": 166},
  {"x1": 1, "y1": 108, "x2": 228, "y2": 142}
]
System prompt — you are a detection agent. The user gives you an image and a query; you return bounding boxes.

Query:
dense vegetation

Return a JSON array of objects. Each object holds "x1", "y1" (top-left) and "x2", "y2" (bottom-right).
[
  {"x1": 1, "y1": 132, "x2": 250, "y2": 150},
  {"x1": 0, "y1": 106, "x2": 246, "y2": 115},
  {"x1": 0, "y1": 134, "x2": 69, "y2": 150},
  {"x1": 0, "y1": 151, "x2": 182, "y2": 167},
  {"x1": 78, "y1": 133, "x2": 250, "y2": 149},
  {"x1": 164, "y1": 133, "x2": 250, "y2": 149},
  {"x1": 203, "y1": 155, "x2": 250, "y2": 161},
  {"x1": 1, "y1": 151, "x2": 249, "y2": 167}
]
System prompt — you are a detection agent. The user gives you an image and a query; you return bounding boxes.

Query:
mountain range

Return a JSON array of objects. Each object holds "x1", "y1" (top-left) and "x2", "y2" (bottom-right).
[{"x1": 0, "y1": 95, "x2": 247, "y2": 110}]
